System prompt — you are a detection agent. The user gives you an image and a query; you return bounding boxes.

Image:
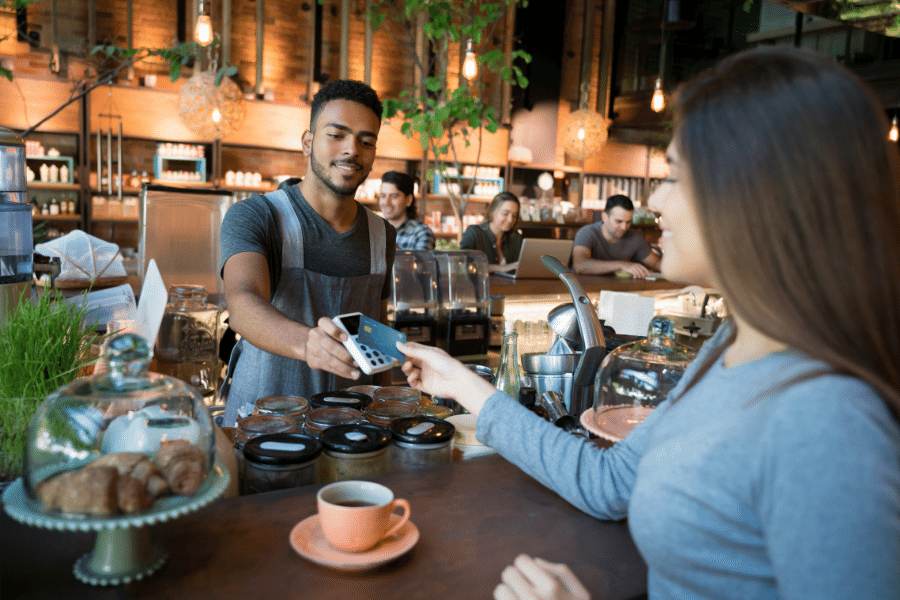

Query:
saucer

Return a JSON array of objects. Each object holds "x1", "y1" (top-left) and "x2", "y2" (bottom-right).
[
  {"x1": 289, "y1": 513, "x2": 419, "y2": 572},
  {"x1": 580, "y1": 406, "x2": 655, "y2": 442}
]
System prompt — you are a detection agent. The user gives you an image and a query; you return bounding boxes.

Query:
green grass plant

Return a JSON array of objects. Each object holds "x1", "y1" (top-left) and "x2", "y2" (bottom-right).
[{"x1": 0, "y1": 290, "x2": 98, "y2": 479}]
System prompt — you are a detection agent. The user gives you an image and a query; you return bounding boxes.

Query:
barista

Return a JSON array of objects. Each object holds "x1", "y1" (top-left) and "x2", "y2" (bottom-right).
[
  {"x1": 460, "y1": 192, "x2": 523, "y2": 273},
  {"x1": 219, "y1": 80, "x2": 396, "y2": 425}
]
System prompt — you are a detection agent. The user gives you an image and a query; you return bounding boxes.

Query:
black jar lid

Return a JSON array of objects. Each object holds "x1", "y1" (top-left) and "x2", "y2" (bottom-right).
[
  {"x1": 310, "y1": 390, "x2": 371, "y2": 410},
  {"x1": 321, "y1": 424, "x2": 391, "y2": 454},
  {"x1": 243, "y1": 433, "x2": 322, "y2": 466},
  {"x1": 391, "y1": 416, "x2": 455, "y2": 445}
]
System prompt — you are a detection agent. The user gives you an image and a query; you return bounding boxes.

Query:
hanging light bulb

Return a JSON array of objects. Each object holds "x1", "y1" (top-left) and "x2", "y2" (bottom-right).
[
  {"x1": 576, "y1": 126, "x2": 586, "y2": 141},
  {"x1": 651, "y1": 77, "x2": 666, "y2": 113},
  {"x1": 889, "y1": 115, "x2": 898, "y2": 142},
  {"x1": 194, "y1": 0, "x2": 214, "y2": 47},
  {"x1": 211, "y1": 107, "x2": 222, "y2": 124},
  {"x1": 462, "y1": 39, "x2": 479, "y2": 82}
]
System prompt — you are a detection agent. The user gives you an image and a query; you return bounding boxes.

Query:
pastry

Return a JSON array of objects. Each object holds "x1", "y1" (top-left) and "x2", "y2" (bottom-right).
[
  {"x1": 116, "y1": 474, "x2": 153, "y2": 514},
  {"x1": 154, "y1": 440, "x2": 208, "y2": 496},
  {"x1": 37, "y1": 466, "x2": 119, "y2": 516}
]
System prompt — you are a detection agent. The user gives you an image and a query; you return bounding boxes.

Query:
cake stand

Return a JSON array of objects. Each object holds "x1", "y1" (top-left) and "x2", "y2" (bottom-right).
[{"x1": 2, "y1": 463, "x2": 229, "y2": 586}]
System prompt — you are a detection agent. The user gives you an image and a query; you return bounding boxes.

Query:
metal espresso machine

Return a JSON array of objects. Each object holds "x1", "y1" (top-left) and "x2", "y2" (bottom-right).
[
  {"x1": 0, "y1": 128, "x2": 33, "y2": 326},
  {"x1": 387, "y1": 250, "x2": 439, "y2": 346},
  {"x1": 433, "y1": 250, "x2": 491, "y2": 359}
]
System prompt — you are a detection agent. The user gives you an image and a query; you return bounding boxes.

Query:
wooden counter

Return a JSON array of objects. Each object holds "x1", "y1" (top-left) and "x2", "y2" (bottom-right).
[
  {"x1": 490, "y1": 274, "x2": 683, "y2": 298},
  {"x1": 0, "y1": 456, "x2": 648, "y2": 599}
]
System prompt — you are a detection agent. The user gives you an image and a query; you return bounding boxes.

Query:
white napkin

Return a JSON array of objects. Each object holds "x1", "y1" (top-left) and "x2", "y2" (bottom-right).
[{"x1": 599, "y1": 291, "x2": 656, "y2": 337}]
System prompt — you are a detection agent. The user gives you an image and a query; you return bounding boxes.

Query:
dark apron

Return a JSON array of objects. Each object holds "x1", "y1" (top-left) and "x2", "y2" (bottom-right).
[{"x1": 221, "y1": 189, "x2": 387, "y2": 426}]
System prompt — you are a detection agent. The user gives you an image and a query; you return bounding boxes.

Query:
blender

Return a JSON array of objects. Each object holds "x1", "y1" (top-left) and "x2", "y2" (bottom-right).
[
  {"x1": 0, "y1": 128, "x2": 33, "y2": 326},
  {"x1": 387, "y1": 250, "x2": 438, "y2": 346},
  {"x1": 433, "y1": 250, "x2": 490, "y2": 359}
]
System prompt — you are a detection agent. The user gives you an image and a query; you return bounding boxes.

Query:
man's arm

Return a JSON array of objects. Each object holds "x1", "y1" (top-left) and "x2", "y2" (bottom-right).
[
  {"x1": 571, "y1": 245, "x2": 633, "y2": 275},
  {"x1": 223, "y1": 251, "x2": 359, "y2": 379},
  {"x1": 640, "y1": 250, "x2": 661, "y2": 271}
]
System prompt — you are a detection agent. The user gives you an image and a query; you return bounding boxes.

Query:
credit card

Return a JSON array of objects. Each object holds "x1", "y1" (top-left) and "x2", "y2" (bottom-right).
[{"x1": 358, "y1": 315, "x2": 407, "y2": 362}]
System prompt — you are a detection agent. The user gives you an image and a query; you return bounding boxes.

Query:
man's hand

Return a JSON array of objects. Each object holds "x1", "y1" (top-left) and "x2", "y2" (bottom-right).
[
  {"x1": 493, "y1": 555, "x2": 590, "y2": 600},
  {"x1": 618, "y1": 262, "x2": 651, "y2": 279},
  {"x1": 304, "y1": 317, "x2": 360, "y2": 380}
]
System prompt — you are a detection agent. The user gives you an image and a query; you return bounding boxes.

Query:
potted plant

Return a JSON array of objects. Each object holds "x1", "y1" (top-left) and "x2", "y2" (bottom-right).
[{"x1": 0, "y1": 290, "x2": 98, "y2": 484}]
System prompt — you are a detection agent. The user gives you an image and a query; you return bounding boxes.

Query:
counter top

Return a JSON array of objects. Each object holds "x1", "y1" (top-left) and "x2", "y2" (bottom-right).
[
  {"x1": 490, "y1": 273, "x2": 683, "y2": 298},
  {"x1": 0, "y1": 455, "x2": 648, "y2": 599}
]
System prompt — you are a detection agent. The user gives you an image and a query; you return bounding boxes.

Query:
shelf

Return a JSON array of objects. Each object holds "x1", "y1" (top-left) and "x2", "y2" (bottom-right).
[
  {"x1": 425, "y1": 194, "x2": 493, "y2": 204},
  {"x1": 26, "y1": 155, "x2": 73, "y2": 162},
  {"x1": 92, "y1": 216, "x2": 139, "y2": 223},
  {"x1": 434, "y1": 232, "x2": 459, "y2": 239},
  {"x1": 519, "y1": 221, "x2": 591, "y2": 229},
  {"x1": 510, "y1": 162, "x2": 584, "y2": 174},
  {"x1": 156, "y1": 155, "x2": 206, "y2": 161},
  {"x1": 220, "y1": 185, "x2": 275, "y2": 193},
  {"x1": 91, "y1": 188, "x2": 142, "y2": 196},
  {"x1": 151, "y1": 180, "x2": 212, "y2": 188},
  {"x1": 28, "y1": 182, "x2": 80, "y2": 191},
  {"x1": 34, "y1": 214, "x2": 81, "y2": 222}
]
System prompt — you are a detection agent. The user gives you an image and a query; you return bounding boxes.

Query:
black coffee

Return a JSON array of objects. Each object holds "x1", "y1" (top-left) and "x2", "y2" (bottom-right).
[{"x1": 334, "y1": 500, "x2": 376, "y2": 507}]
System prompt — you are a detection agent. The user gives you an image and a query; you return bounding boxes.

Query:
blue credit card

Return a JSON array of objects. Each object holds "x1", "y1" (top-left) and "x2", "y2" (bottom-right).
[{"x1": 358, "y1": 315, "x2": 407, "y2": 362}]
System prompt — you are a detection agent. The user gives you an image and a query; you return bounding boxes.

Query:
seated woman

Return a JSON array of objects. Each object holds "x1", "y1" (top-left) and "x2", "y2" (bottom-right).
[
  {"x1": 399, "y1": 47, "x2": 899, "y2": 599},
  {"x1": 378, "y1": 171, "x2": 435, "y2": 251},
  {"x1": 460, "y1": 192, "x2": 523, "y2": 273}
]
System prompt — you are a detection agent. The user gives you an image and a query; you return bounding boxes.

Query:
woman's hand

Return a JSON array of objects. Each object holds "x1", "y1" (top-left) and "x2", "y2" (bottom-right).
[
  {"x1": 493, "y1": 555, "x2": 590, "y2": 600},
  {"x1": 397, "y1": 342, "x2": 496, "y2": 416}
]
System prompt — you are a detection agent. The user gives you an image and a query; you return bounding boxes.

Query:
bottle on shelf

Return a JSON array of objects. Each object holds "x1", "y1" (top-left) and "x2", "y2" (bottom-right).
[{"x1": 49, "y1": 198, "x2": 60, "y2": 215}]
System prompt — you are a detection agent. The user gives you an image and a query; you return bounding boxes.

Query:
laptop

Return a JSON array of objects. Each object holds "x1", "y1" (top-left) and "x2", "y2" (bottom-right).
[{"x1": 494, "y1": 238, "x2": 574, "y2": 279}]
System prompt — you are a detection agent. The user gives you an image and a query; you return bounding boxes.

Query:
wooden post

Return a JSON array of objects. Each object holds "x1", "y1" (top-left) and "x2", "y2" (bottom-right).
[
  {"x1": 222, "y1": 0, "x2": 232, "y2": 67},
  {"x1": 340, "y1": 0, "x2": 350, "y2": 79},
  {"x1": 500, "y1": 2, "x2": 515, "y2": 125},
  {"x1": 364, "y1": 0, "x2": 373, "y2": 85},
  {"x1": 256, "y1": 0, "x2": 265, "y2": 95},
  {"x1": 596, "y1": 0, "x2": 616, "y2": 117}
]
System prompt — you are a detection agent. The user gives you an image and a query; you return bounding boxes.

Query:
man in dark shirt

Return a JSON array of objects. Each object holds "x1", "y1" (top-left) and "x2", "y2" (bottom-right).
[
  {"x1": 572, "y1": 194, "x2": 660, "y2": 278},
  {"x1": 219, "y1": 80, "x2": 396, "y2": 419}
]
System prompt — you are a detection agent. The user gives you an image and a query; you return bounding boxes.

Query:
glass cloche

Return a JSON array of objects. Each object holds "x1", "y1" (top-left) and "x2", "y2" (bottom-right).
[
  {"x1": 24, "y1": 333, "x2": 215, "y2": 516},
  {"x1": 590, "y1": 317, "x2": 696, "y2": 441}
]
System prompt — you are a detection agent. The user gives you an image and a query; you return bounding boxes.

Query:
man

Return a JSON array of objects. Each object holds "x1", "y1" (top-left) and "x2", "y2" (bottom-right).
[
  {"x1": 219, "y1": 80, "x2": 396, "y2": 424},
  {"x1": 572, "y1": 194, "x2": 660, "y2": 278},
  {"x1": 378, "y1": 170, "x2": 435, "y2": 250}
]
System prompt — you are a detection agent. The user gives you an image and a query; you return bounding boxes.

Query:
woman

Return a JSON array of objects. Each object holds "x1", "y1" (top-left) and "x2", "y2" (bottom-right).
[
  {"x1": 460, "y1": 191, "x2": 523, "y2": 272},
  {"x1": 379, "y1": 171, "x2": 435, "y2": 251},
  {"x1": 399, "y1": 47, "x2": 899, "y2": 599}
]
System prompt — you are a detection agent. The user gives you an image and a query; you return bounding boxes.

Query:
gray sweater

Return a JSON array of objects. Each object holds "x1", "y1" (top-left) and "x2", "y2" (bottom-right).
[{"x1": 476, "y1": 324, "x2": 900, "y2": 599}]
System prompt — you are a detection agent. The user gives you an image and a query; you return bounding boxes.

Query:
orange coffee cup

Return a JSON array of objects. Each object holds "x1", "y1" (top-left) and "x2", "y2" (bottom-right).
[{"x1": 317, "y1": 480, "x2": 411, "y2": 552}]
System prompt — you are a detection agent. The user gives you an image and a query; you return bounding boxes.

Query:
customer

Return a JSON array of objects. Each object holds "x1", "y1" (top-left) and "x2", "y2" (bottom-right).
[
  {"x1": 378, "y1": 171, "x2": 435, "y2": 250},
  {"x1": 572, "y1": 194, "x2": 660, "y2": 278},
  {"x1": 399, "y1": 47, "x2": 899, "y2": 599},
  {"x1": 460, "y1": 191, "x2": 523, "y2": 272},
  {"x1": 219, "y1": 80, "x2": 396, "y2": 425}
]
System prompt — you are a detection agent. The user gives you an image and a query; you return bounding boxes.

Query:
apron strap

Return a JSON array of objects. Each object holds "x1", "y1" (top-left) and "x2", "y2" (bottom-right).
[
  {"x1": 264, "y1": 188, "x2": 305, "y2": 270},
  {"x1": 364, "y1": 206, "x2": 387, "y2": 274}
]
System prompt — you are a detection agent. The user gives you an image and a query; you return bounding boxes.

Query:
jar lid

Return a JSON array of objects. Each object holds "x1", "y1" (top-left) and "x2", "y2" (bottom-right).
[
  {"x1": 321, "y1": 424, "x2": 391, "y2": 454},
  {"x1": 237, "y1": 414, "x2": 295, "y2": 435},
  {"x1": 391, "y1": 416, "x2": 455, "y2": 445},
  {"x1": 243, "y1": 433, "x2": 322, "y2": 466},
  {"x1": 307, "y1": 406, "x2": 362, "y2": 427},
  {"x1": 311, "y1": 390, "x2": 371, "y2": 410},
  {"x1": 255, "y1": 395, "x2": 310, "y2": 417},
  {"x1": 364, "y1": 399, "x2": 419, "y2": 420}
]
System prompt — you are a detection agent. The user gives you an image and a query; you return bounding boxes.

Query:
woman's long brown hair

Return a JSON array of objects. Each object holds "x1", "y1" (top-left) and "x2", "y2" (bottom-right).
[{"x1": 672, "y1": 47, "x2": 899, "y2": 416}]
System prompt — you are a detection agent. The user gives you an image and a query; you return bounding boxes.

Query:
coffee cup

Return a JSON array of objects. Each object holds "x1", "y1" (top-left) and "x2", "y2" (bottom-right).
[{"x1": 317, "y1": 480, "x2": 411, "y2": 552}]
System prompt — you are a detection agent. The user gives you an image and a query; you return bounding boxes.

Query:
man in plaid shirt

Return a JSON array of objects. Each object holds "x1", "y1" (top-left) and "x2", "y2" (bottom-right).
[{"x1": 379, "y1": 171, "x2": 435, "y2": 251}]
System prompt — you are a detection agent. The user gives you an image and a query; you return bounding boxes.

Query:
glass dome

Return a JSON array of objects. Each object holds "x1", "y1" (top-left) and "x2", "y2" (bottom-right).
[
  {"x1": 591, "y1": 317, "x2": 696, "y2": 440},
  {"x1": 24, "y1": 333, "x2": 215, "y2": 516}
]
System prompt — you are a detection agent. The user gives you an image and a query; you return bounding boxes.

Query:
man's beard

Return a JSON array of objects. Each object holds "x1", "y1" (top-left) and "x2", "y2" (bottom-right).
[{"x1": 309, "y1": 148, "x2": 368, "y2": 197}]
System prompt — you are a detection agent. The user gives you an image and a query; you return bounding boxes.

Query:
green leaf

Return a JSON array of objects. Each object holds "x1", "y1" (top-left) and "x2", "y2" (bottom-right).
[
  {"x1": 169, "y1": 62, "x2": 182, "y2": 81},
  {"x1": 425, "y1": 76, "x2": 443, "y2": 93},
  {"x1": 0, "y1": 67, "x2": 12, "y2": 82}
]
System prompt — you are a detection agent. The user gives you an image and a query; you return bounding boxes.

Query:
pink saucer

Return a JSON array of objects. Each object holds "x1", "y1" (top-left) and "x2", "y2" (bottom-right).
[{"x1": 289, "y1": 513, "x2": 419, "y2": 572}]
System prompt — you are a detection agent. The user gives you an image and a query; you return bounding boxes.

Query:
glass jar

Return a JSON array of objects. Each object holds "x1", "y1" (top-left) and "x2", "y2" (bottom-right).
[
  {"x1": 373, "y1": 386, "x2": 421, "y2": 405},
  {"x1": 241, "y1": 433, "x2": 322, "y2": 494},
  {"x1": 253, "y1": 395, "x2": 309, "y2": 428},
  {"x1": 345, "y1": 385, "x2": 380, "y2": 403},
  {"x1": 24, "y1": 333, "x2": 216, "y2": 516},
  {"x1": 302, "y1": 406, "x2": 362, "y2": 438},
  {"x1": 592, "y1": 317, "x2": 697, "y2": 441},
  {"x1": 319, "y1": 424, "x2": 392, "y2": 483},
  {"x1": 364, "y1": 398, "x2": 419, "y2": 428},
  {"x1": 234, "y1": 414, "x2": 296, "y2": 449},
  {"x1": 418, "y1": 401, "x2": 453, "y2": 420},
  {"x1": 154, "y1": 285, "x2": 222, "y2": 403},
  {"x1": 390, "y1": 416, "x2": 455, "y2": 471},
  {"x1": 310, "y1": 390, "x2": 371, "y2": 411}
]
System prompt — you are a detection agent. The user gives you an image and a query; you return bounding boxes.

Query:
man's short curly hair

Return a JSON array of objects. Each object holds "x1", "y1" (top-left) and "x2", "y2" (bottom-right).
[{"x1": 310, "y1": 80, "x2": 383, "y2": 129}]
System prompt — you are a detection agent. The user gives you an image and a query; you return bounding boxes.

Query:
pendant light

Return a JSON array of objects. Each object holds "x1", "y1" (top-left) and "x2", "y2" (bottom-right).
[
  {"x1": 194, "y1": 0, "x2": 214, "y2": 47},
  {"x1": 651, "y1": 77, "x2": 666, "y2": 113},
  {"x1": 889, "y1": 115, "x2": 898, "y2": 142},
  {"x1": 462, "y1": 39, "x2": 479, "y2": 82},
  {"x1": 651, "y1": 0, "x2": 668, "y2": 113}
]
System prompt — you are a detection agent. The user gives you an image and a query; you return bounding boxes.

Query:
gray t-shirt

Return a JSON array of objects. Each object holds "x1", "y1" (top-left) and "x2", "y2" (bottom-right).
[
  {"x1": 219, "y1": 179, "x2": 396, "y2": 298},
  {"x1": 477, "y1": 323, "x2": 899, "y2": 598},
  {"x1": 573, "y1": 223, "x2": 651, "y2": 263}
]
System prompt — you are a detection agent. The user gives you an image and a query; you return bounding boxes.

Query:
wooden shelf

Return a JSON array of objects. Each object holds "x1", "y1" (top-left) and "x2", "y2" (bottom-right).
[
  {"x1": 435, "y1": 231, "x2": 459, "y2": 239},
  {"x1": 92, "y1": 216, "x2": 138, "y2": 223},
  {"x1": 220, "y1": 184, "x2": 276, "y2": 193},
  {"x1": 34, "y1": 214, "x2": 81, "y2": 222},
  {"x1": 425, "y1": 194, "x2": 493, "y2": 204},
  {"x1": 510, "y1": 162, "x2": 584, "y2": 174},
  {"x1": 519, "y1": 221, "x2": 591, "y2": 228},
  {"x1": 28, "y1": 182, "x2": 80, "y2": 191},
  {"x1": 91, "y1": 187, "x2": 142, "y2": 195}
]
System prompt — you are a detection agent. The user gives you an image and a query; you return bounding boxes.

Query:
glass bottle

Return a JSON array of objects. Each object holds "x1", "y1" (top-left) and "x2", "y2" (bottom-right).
[{"x1": 495, "y1": 328, "x2": 522, "y2": 398}]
